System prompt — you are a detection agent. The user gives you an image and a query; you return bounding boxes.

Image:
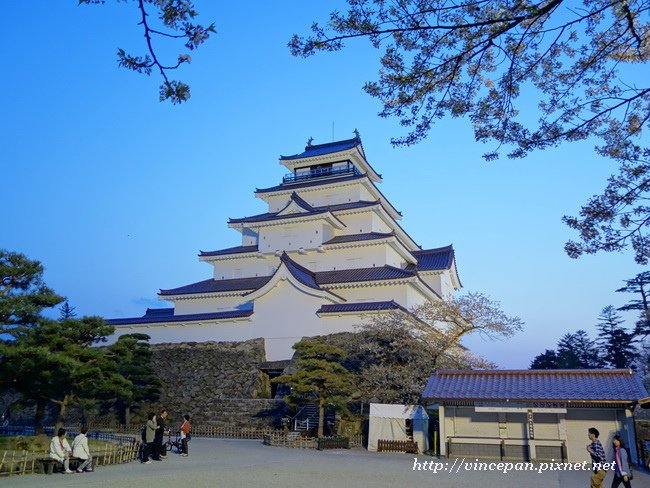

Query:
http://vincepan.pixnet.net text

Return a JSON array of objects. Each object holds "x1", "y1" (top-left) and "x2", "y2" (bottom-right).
[{"x1": 412, "y1": 457, "x2": 617, "y2": 474}]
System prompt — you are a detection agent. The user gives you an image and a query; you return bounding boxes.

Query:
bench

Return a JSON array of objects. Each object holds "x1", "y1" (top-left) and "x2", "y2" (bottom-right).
[{"x1": 38, "y1": 457, "x2": 82, "y2": 474}]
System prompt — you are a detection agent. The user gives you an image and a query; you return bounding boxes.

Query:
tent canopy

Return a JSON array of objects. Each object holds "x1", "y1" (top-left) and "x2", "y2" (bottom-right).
[
  {"x1": 369, "y1": 403, "x2": 429, "y2": 420},
  {"x1": 368, "y1": 403, "x2": 430, "y2": 453}
]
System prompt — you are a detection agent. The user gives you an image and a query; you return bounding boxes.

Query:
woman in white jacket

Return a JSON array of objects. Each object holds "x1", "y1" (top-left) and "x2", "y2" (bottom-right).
[
  {"x1": 72, "y1": 426, "x2": 93, "y2": 473},
  {"x1": 49, "y1": 428, "x2": 73, "y2": 474}
]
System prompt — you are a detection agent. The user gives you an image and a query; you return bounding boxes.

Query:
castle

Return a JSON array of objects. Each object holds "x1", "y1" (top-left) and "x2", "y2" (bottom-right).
[{"x1": 109, "y1": 134, "x2": 461, "y2": 360}]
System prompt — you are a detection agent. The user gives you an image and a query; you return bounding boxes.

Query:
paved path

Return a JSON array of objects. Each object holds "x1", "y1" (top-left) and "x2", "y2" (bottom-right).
[{"x1": 3, "y1": 438, "x2": 650, "y2": 487}]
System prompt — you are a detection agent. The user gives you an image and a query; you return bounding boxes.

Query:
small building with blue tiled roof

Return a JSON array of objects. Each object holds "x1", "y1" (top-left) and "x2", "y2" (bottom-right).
[
  {"x1": 108, "y1": 133, "x2": 461, "y2": 360},
  {"x1": 423, "y1": 369, "x2": 650, "y2": 463}
]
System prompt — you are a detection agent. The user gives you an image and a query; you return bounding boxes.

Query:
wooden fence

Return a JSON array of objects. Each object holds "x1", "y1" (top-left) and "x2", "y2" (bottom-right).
[
  {"x1": 264, "y1": 433, "x2": 363, "y2": 450},
  {"x1": 263, "y1": 433, "x2": 318, "y2": 449},
  {"x1": 317, "y1": 437, "x2": 350, "y2": 450},
  {"x1": 0, "y1": 438, "x2": 141, "y2": 477},
  {"x1": 190, "y1": 426, "x2": 280, "y2": 439},
  {"x1": 377, "y1": 439, "x2": 419, "y2": 454}
]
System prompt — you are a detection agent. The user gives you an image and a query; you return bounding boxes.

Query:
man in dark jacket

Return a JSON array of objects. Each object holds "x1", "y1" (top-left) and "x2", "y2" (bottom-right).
[{"x1": 154, "y1": 408, "x2": 168, "y2": 460}]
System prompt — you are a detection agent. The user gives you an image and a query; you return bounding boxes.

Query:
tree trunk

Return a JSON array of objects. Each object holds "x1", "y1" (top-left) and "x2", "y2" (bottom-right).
[
  {"x1": 54, "y1": 394, "x2": 71, "y2": 434},
  {"x1": 124, "y1": 404, "x2": 131, "y2": 426},
  {"x1": 34, "y1": 398, "x2": 47, "y2": 435},
  {"x1": 318, "y1": 398, "x2": 325, "y2": 438}
]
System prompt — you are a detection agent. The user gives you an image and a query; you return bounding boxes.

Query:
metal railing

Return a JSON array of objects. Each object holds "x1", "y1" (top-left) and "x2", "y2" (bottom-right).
[
  {"x1": 282, "y1": 163, "x2": 360, "y2": 183},
  {"x1": 291, "y1": 404, "x2": 319, "y2": 431}
]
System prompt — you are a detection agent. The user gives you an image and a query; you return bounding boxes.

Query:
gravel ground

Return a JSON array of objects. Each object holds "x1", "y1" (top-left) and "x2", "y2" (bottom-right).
[{"x1": 3, "y1": 438, "x2": 650, "y2": 488}]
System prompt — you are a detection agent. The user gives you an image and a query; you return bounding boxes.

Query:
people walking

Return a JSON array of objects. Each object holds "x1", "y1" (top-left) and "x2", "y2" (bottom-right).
[
  {"x1": 611, "y1": 435, "x2": 633, "y2": 488},
  {"x1": 71, "y1": 426, "x2": 93, "y2": 472},
  {"x1": 143, "y1": 412, "x2": 157, "y2": 463},
  {"x1": 587, "y1": 427, "x2": 607, "y2": 488},
  {"x1": 180, "y1": 414, "x2": 191, "y2": 457},
  {"x1": 49, "y1": 428, "x2": 73, "y2": 474}
]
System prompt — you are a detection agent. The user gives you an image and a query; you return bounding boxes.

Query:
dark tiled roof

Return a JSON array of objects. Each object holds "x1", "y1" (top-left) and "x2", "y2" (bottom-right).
[
  {"x1": 413, "y1": 245, "x2": 455, "y2": 270},
  {"x1": 255, "y1": 173, "x2": 367, "y2": 194},
  {"x1": 280, "y1": 137, "x2": 361, "y2": 161},
  {"x1": 315, "y1": 265, "x2": 415, "y2": 284},
  {"x1": 280, "y1": 252, "x2": 320, "y2": 290},
  {"x1": 159, "y1": 276, "x2": 271, "y2": 296},
  {"x1": 422, "y1": 369, "x2": 649, "y2": 403},
  {"x1": 318, "y1": 301, "x2": 406, "y2": 314},
  {"x1": 144, "y1": 308, "x2": 174, "y2": 317},
  {"x1": 323, "y1": 232, "x2": 394, "y2": 245},
  {"x1": 199, "y1": 245, "x2": 258, "y2": 257},
  {"x1": 228, "y1": 200, "x2": 378, "y2": 224},
  {"x1": 108, "y1": 309, "x2": 254, "y2": 326}
]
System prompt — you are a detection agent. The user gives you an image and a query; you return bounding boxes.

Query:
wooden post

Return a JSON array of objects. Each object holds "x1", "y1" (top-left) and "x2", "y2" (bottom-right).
[
  {"x1": 21, "y1": 450, "x2": 27, "y2": 475},
  {"x1": 0, "y1": 450, "x2": 7, "y2": 474}
]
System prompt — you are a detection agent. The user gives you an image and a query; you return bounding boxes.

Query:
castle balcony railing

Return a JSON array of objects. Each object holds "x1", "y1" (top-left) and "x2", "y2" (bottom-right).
[{"x1": 282, "y1": 163, "x2": 361, "y2": 184}]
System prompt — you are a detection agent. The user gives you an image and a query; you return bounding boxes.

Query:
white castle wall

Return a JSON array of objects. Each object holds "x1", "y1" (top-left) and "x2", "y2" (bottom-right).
[{"x1": 173, "y1": 296, "x2": 249, "y2": 315}]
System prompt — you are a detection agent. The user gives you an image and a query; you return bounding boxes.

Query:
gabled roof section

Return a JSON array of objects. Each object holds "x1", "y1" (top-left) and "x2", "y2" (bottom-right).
[
  {"x1": 228, "y1": 200, "x2": 378, "y2": 225},
  {"x1": 244, "y1": 253, "x2": 344, "y2": 303},
  {"x1": 323, "y1": 232, "x2": 395, "y2": 245},
  {"x1": 413, "y1": 245, "x2": 455, "y2": 270},
  {"x1": 412, "y1": 244, "x2": 462, "y2": 289},
  {"x1": 317, "y1": 300, "x2": 406, "y2": 314},
  {"x1": 199, "y1": 245, "x2": 258, "y2": 257},
  {"x1": 280, "y1": 137, "x2": 363, "y2": 161},
  {"x1": 159, "y1": 276, "x2": 271, "y2": 296},
  {"x1": 107, "y1": 309, "x2": 254, "y2": 326},
  {"x1": 256, "y1": 174, "x2": 404, "y2": 229},
  {"x1": 279, "y1": 252, "x2": 321, "y2": 290},
  {"x1": 422, "y1": 369, "x2": 649, "y2": 403},
  {"x1": 315, "y1": 265, "x2": 415, "y2": 285},
  {"x1": 276, "y1": 192, "x2": 316, "y2": 216}
]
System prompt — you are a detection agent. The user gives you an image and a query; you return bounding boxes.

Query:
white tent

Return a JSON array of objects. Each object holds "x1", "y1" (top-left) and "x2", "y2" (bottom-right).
[{"x1": 368, "y1": 403, "x2": 429, "y2": 453}]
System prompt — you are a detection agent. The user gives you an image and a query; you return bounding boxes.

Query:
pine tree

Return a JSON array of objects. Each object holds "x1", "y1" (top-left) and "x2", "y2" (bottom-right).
[
  {"x1": 530, "y1": 350, "x2": 559, "y2": 370},
  {"x1": 596, "y1": 306, "x2": 638, "y2": 369},
  {"x1": 0, "y1": 249, "x2": 133, "y2": 431},
  {"x1": 273, "y1": 339, "x2": 355, "y2": 437},
  {"x1": 0, "y1": 249, "x2": 63, "y2": 334},
  {"x1": 108, "y1": 333, "x2": 162, "y2": 425},
  {"x1": 530, "y1": 330, "x2": 602, "y2": 369},
  {"x1": 617, "y1": 271, "x2": 650, "y2": 337},
  {"x1": 556, "y1": 330, "x2": 602, "y2": 369},
  {"x1": 58, "y1": 300, "x2": 77, "y2": 319}
]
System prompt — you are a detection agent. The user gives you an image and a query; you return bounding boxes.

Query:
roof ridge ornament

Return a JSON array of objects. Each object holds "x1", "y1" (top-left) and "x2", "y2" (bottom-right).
[
  {"x1": 306, "y1": 136, "x2": 314, "y2": 147},
  {"x1": 353, "y1": 128, "x2": 360, "y2": 140}
]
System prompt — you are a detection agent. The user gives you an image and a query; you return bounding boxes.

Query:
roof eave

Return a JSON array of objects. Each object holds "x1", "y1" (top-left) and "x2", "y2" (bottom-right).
[
  {"x1": 423, "y1": 396, "x2": 641, "y2": 404},
  {"x1": 111, "y1": 314, "x2": 254, "y2": 328},
  {"x1": 158, "y1": 290, "x2": 254, "y2": 300}
]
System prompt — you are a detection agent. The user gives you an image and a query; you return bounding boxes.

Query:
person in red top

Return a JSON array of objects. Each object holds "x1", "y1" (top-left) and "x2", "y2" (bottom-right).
[{"x1": 180, "y1": 414, "x2": 191, "y2": 457}]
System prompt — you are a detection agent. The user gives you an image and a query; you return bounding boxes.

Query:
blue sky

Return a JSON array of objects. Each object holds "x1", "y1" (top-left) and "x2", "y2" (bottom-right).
[{"x1": 2, "y1": 1, "x2": 645, "y2": 368}]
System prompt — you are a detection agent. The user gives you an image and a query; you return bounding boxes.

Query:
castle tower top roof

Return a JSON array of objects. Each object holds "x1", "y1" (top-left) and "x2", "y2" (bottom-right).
[
  {"x1": 278, "y1": 132, "x2": 381, "y2": 183},
  {"x1": 280, "y1": 135, "x2": 365, "y2": 161}
]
